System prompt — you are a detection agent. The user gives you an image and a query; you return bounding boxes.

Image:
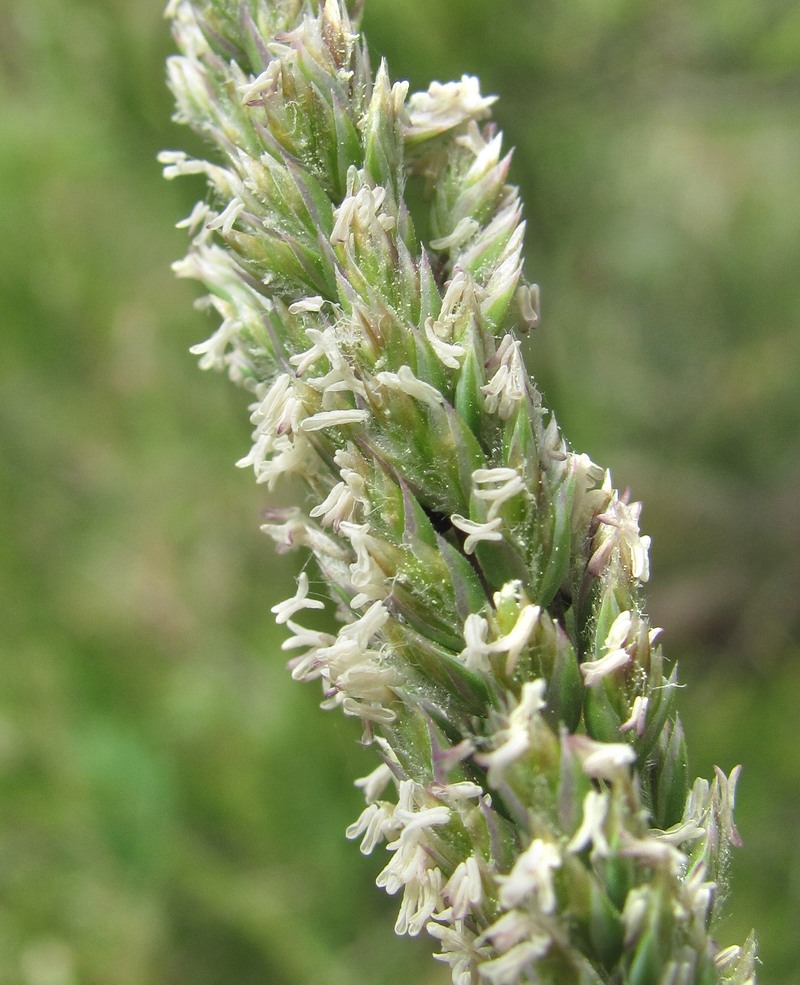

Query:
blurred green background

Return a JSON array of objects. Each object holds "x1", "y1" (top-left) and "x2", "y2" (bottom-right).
[{"x1": 1, "y1": 0, "x2": 798, "y2": 982}]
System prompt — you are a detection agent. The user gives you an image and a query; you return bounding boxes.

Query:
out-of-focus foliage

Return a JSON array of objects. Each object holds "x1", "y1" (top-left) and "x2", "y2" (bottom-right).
[{"x1": 0, "y1": 1, "x2": 797, "y2": 984}]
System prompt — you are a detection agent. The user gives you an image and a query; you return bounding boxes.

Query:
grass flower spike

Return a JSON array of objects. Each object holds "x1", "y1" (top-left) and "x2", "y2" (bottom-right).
[{"x1": 162, "y1": 2, "x2": 757, "y2": 982}]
